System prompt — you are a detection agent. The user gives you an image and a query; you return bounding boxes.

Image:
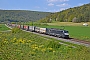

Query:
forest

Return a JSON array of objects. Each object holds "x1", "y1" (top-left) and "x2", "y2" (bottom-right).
[
  {"x1": 0, "y1": 3, "x2": 90, "y2": 23},
  {"x1": 0, "y1": 10, "x2": 51, "y2": 23},
  {"x1": 39, "y1": 3, "x2": 90, "y2": 23}
]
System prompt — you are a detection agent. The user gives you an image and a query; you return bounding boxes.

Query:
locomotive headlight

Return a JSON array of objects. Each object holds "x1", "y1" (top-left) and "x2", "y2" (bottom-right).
[{"x1": 64, "y1": 33, "x2": 69, "y2": 35}]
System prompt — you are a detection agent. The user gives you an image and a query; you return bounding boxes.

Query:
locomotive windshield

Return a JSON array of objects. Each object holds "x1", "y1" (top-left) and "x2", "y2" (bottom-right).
[{"x1": 64, "y1": 31, "x2": 68, "y2": 33}]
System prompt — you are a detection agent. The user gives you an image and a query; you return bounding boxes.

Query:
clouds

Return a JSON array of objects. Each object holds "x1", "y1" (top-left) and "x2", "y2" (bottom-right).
[
  {"x1": 47, "y1": 0, "x2": 70, "y2": 7},
  {"x1": 47, "y1": 0, "x2": 58, "y2": 2},
  {"x1": 48, "y1": 3, "x2": 54, "y2": 6},
  {"x1": 47, "y1": 0, "x2": 69, "y2": 2},
  {"x1": 0, "y1": 0, "x2": 89, "y2": 12},
  {"x1": 56, "y1": 3, "x2": 70, "y2": 7},
  {"x1": 46, "y1": 0, "x2": 70, "y2": 12}
]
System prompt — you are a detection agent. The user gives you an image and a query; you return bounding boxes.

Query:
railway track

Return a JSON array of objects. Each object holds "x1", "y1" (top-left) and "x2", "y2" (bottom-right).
[
  {"x1": 22, "y1": 30, "x2": 90, "y2": 47},
  {"x1": 68, "y1": 38, "x2": 90, "y2": 46},
  {"x1": 5, "y1": 24, "x2": 90, "y2": 47}
]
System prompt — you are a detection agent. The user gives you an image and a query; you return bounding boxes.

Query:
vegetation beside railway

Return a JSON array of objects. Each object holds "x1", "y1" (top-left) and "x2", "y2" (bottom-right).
[
  {"x1": 0, "y1": 25, "x2": 90, "y2": 60},
  {"x1": 0, "y1": 24, "x2": 10, "y2": 31},
  {"x1": 47, "y1": 22, "x2": 90, "y2": 42},
  {"x1": 0, "y1": 3, "x2": 90, "y2": 60},
  {"x1": 24, "y1": 22, "x2": 90, "y2": 42}
]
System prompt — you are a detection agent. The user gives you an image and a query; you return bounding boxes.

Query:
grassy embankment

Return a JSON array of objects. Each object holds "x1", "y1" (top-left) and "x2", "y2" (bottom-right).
[
  {"x1": 0, "y1": 27, "x2": 90, "y2": 60},
  {"x1": 8, "y1": 22, "x2": 90, "y2": 41},
  {"x1": 0, "y1": 24, "x2": 10, "y2": 31},
  {"x1": 34, "y1": 22, "x2": 90, "y2": 42}
]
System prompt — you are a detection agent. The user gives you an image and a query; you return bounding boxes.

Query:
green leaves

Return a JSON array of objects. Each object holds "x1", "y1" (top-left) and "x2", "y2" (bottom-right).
[
  {"x1": 12, "y1": 27, "x2": 21, "y2": 33},
  {"x1": 0, "y1": 10, "x2": 51, "y2": 22},
  {"x1": 40, "y1": 3, "x2": 90, "y2": 23},
  {"x1": 46, "y1": 41, "x2": 61, "y2": 49}
]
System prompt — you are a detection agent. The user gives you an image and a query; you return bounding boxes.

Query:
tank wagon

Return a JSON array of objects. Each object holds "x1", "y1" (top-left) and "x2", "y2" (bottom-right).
[{"x1": 7, "y1": 23, "x2": 69, "y2": 38}]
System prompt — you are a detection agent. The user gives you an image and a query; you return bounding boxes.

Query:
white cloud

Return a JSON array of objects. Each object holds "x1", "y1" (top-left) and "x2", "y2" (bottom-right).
[
  {"x1": 60, "y1": 8, "x2": 66, "y2": 11},
  {"x1": 47, "y1": 7, "x2": 68, "y2": 12},
  {"x1": 47, "y1": 0, "x2": 69, "y2": 2},
  {"x1": 47, "y1": 0, "x2": 57, "y2": 2},
  {"x1": 56, "y1": 3, "x2": 70, "y2": 7},
  {"x1": 48, "y1": 3, "x2": 54, "y2": 6}
]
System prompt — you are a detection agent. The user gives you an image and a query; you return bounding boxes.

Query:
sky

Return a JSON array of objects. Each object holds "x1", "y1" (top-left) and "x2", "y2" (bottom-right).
[{"x1": 0, "y1": 0, "x2": 90, "y2": 12}]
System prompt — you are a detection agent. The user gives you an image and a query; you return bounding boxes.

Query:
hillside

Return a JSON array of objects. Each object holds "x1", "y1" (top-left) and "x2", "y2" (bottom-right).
[
  {"x1": 0, "y1": 10, "x2": 51, "y2": 22},
  {"x1": 39, "y1": 3, "x2": 90, "y2": 23}
]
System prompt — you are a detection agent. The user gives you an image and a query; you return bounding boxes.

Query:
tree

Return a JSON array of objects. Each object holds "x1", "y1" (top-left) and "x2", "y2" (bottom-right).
[{"x1": 72, "y1": 17, "x2": 81, "y2": 23}]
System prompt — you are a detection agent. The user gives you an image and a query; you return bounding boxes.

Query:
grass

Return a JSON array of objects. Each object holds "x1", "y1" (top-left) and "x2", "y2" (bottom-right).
[
  {"x1": 19, "y1": 22, "x2": 90, "y2": 41},
  {"x1": 34, "y1": 22, "x2": 90, "y2": 42},
  {"x1": 2, "y1": 22, "x2": 89, "y2": 41},
  {"x1": 0, "y1": 24, "x2": 10, "y2": 31},
  {"x1": 0, "y1": 28, "x2": 90, "y2": 60},
  {"x1": 65, "y1": 26, "x2": 90, "y2": 41},
  {"x1": 48, "y1": 22, "x2": 90, "y2": 26}
]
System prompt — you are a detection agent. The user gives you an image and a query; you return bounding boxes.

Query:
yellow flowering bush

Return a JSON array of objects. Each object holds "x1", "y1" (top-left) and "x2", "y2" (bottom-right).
[{"x1": 0, "y1": 29, "x2": 90, "y2": 60}]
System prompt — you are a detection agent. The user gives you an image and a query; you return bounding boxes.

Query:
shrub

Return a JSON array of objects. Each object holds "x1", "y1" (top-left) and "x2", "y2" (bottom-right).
[
  {"x1": 72, "y1": 17, "x2": 81, "y2": 23},
  {"x1": 46, "y1": 41, "x2": 61, "y2": 49},
  {"x1": 12, "y1": 27, "x2": 21, "y2": 33}
]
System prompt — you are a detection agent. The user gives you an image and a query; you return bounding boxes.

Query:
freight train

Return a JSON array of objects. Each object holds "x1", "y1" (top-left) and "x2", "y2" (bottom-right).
[{"x1": 7, "y1": 23, "x2": 69, "y2": 38}]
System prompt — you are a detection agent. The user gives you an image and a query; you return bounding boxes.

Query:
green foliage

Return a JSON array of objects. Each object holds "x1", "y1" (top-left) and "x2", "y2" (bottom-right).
[
  {"x1": 0, "y1": 30, "x2": 90, "y2": 60},
  {"x1": 0, "y1": 10, "x2": 51, "y2": 22},
  {"x1": 46, "y1": 41, "x2": 61, "y2": 49},
  {"x1": 12, "y1": 27, "x2": 21, "y2": 33},
  {"x1": 40, "y1": 3, "x2": 90, "y2": 23},
  {"x1": 0, "y1": 24, "x2": 10, "y2": 31},
  {"x1": 0, "y1": 22, "x2": 90, "y2": 60},
  {"x1": 72, "y1": 17, "x2": 81, "y2": 23}
]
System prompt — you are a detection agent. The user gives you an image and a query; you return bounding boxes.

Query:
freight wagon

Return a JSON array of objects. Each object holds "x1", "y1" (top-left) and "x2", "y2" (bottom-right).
[
  {"x1": 23, "y1": 25, "x2": 29, "y2": 30},
  {"x1": 29, "y1": 26, "x2": 35, "y2": 32},
  {"x1": 17, "y1": 25, "x2": 21, "y2": 28},
  {"x1": 40, "y1": 28, "x2": 47, "y2": 34},
  {"x1": 21, "y1": 25, "x2": 24, "y2": 29},
  {"x1": 35, "y1": 27, "x2": 40, "y2": 33},
  {"x1": 11, "y1": 24, "x2": 17, "y2": 27}
]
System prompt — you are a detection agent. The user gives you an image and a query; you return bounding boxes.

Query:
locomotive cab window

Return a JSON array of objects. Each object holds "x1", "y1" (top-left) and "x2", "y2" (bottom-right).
[{"x1": 63, "y1": 31, "x2": 68, "y2": 33}]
